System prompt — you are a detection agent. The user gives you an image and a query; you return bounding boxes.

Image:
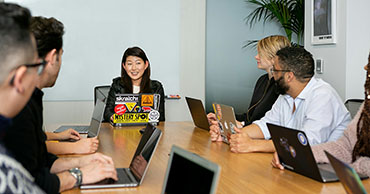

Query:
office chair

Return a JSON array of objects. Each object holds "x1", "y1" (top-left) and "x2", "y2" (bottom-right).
[
  {"x1": 344, "y1": 99, "x2": 364, "y2": 118},
  {"x1": 94, "y1": 85, "x2": 110, "y2": 105}
]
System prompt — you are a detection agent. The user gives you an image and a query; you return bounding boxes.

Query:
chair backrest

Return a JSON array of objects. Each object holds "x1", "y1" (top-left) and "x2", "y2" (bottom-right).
[
  {"x1": 94, "y1": 85, "x2": 110, "y2": 105},
  {"x1": 344, "y1": 99, "x2": 364, "y2": 118}
]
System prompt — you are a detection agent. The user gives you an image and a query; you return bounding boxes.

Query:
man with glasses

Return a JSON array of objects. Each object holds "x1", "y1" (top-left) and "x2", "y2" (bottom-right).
[
  {"x1": 210, "y1": 47, "x2": 351, "y2": 153},
  {"x1": 0, "y1": 3, "x2": 46, "y2": 193},
  {"x1": 4, "y1": 16, "x2": 117, "y2": 193}
]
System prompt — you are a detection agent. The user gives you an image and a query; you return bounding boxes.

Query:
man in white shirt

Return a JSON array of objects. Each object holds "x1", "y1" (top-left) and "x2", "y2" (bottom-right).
[{"x1": 209, "y1": 47, "x2": 351, "y2": 153}]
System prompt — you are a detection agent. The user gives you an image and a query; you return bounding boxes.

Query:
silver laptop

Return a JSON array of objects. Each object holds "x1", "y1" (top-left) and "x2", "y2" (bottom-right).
[
  {"x1": 267, "y1": 123, "x2": 368, "y2": 183},
  {"x1": 161, "y1": 145, "x2": 220, "y2": 194},
  {"x1": 212, "y1": 103, "x2": 237, "y2": 144},
  {"x1": 185, "y1": 97, "x2": 210, "y2": 130},
  {"x1": 54, "y1": 99, "x2": 105, "y2": 137},
  {"x1": 80, "y1": 124, "x2": 162, "y2": 189},
  {"x1": 325, "y1": 151, "x2": 368, "y2": 194}
]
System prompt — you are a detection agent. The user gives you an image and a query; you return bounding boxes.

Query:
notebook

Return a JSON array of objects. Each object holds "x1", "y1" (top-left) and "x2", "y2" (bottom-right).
[
  {"x1": 212, "y1": 103, "x2": 238, "y2": 144},
  {"x1": 80, "y1": 123, "x2": 162, "y2": 189},
  {"x1": 185, "y1": 97, "x2": 210, "y2": 131},
  {"x1": 161, "y1": 145, "x2": 220, "y2": 194},
  {"x1": 267, "y1": 123, "x2": 368, "y2": 182},
  {"x1": 54, "y1": 99, "x2": 105, "y2": 138},
  {"x1": 110, "y1": 94, "x2": 160, "y2": 127},
  {"x1": 325, "y1": 151, "x2": 368, "y2": 194}
]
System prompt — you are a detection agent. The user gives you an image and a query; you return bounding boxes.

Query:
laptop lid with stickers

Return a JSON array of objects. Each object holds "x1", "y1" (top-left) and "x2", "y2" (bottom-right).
[{"x1": 111, "y1": 94, "x2": 160, "y2": 126}]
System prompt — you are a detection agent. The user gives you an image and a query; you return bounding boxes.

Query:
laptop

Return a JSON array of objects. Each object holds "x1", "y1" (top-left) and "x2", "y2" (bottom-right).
[
  {"x1": 111, "y1": 94, "x2": 161, "y2": 127},
  {"x1": 267, "y1": 123, "x2": 368, "y2": 183},
  {"x1": 80, "y1": 123, "x2": 162, "y2": 189},
  {"x1": 185, "y1": 97, "x2": 210, "y2": 130},
  {"x1": 161, "y1": 145, "x2": 220, "y2": 194},
  {"x1": 212, "y1": 103, "x2": 237, "y2": 144},
  {"x1": 325, "y1": 151, "x2": 368, "y2": 194},
  {"x1": 54, "y1": 99, "x2": 105, "y2": 138}
]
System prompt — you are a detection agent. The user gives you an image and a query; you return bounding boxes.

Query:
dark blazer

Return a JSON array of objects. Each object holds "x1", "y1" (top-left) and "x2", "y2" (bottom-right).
[
  {"x1": 104, "y1": 77, "x2": 165, "y2": 122},
  {"x1": 236, "y1": 74, "x2": 279, "y2": 126},
  {"x1": 4, "y1": 88, "x2": 60, "y2": 194}
]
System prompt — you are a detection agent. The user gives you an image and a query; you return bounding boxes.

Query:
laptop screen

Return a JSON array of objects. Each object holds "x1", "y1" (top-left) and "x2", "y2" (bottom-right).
[
  {"x1": 129, "y1": 124, "x2": 161, "y2": 182},
  {"x1": 112, "y1": 94, "x2": 161, "y2": 125},
  {"x1": 162, "y1": 146, "x2": 220, "y2": 194},
  {"x1": 88, "y1": 100, "x2": 105, "y2": 137}
]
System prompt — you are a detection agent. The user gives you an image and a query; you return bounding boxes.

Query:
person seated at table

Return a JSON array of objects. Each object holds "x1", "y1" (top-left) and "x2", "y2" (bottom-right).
[
  {"x1": 104, "y1": 46, "x2": 165, "y2": 122},
  {"x1": 3, "y1": 16, "x2": 117, "y2": 194},
  {"x1": 0, "y1": 3, "x2": 46, "y2": 193},
  {"x1": 272, "y1": 52, "x2": 370, "y2": 177},
  {"x1": 207, "y1": 35, "x2": 291, "y2": 139},
  {"x1": 210, "y1": 47, "x2": 351, "y2": 153}
]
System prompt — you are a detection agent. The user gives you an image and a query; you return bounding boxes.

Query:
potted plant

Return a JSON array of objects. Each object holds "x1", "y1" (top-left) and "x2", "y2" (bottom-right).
[{"x1": 244, "y1": 0, "x2": 304, "y2": 47}]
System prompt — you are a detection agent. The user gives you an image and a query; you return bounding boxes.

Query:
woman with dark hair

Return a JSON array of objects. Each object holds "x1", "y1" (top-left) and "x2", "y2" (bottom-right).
[
  {"x1": 104, "y1": 46, "x2": 165, "y2": 122},
  {"x1": 272, "y1": 52, "x2": 370, "y2": 176}
]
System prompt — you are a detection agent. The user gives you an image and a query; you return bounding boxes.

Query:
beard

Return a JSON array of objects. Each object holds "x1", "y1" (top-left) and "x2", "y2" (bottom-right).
[{"x1": 275, "y1": 76, "x2": 289, "y2": 95}]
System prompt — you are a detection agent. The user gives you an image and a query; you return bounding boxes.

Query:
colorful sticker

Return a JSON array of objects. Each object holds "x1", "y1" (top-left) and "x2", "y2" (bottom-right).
[
  {"x1": 112, "y1": 113, "x2": 149, "y2": 123},
  {"x1": 125, "y1": 102, "x2": 137, "y2": 111},
  {"x1": 289, "y1": 146, "x2": 296, "y2": 158},
  {"x1": 297, "y1": 132, "x2": 307, "y2": 146},
  {"x1": 114, "y1": 104, "x2": 126, "y2": 115},
  {"x1": 141, "y1": 95, "x2": 154, "y2": 106},
  {"x1": 142, "y1": 106, "x2": 152, "y2": 112},
  {"x1": 148, "y1": 110, "x2": 160, "y2": 122}
]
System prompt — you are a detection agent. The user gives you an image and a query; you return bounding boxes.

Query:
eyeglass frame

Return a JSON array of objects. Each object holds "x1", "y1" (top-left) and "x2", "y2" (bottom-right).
[
  {"x1": 271, "y1": 68, "x2": 291, "y2": 74},
  {"x1": 9, "y1": 59, "x2": 47, "y2": 85}
]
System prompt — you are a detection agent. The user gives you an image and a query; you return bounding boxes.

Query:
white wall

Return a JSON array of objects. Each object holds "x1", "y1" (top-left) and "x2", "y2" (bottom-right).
[
  {"x1": 305, "y1": 0, "x2": 370, "y2": 101},
  {"x1": 4, "y1": 0, "x2": 205, "y2": 126}
]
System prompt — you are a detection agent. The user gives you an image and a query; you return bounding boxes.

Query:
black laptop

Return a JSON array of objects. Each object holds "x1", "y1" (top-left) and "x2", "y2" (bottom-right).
[
  {"x1": 267, "y1": 123, "x2": 370, "y2": 183},
  {"x1": 325, "y1": 151, "x2": 368, "y2": 194},
  {"x1": 80, "y1": 124, "x2": 162, "y2": 189},
  {"x1": 54, "y1": 99, "x2": 105, "y2": 137},
  {"x1": 185, "y1": 97, "x2": 210, "y2": 130}
]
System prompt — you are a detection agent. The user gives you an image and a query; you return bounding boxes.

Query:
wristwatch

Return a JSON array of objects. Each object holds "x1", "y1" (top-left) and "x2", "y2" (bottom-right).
[{"x1": 69, "y1": 168, "x2": 82, "y2": 187}]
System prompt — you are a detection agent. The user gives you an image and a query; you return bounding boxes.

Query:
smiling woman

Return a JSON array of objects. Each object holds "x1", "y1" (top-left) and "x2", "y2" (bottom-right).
[{"x1": 103, "y1": 46, "x2": 165, "y2": 122}]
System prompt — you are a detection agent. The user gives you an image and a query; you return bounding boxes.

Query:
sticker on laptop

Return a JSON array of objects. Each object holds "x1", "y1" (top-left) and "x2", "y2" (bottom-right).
[
  {"x1": 141, "y1": 95, "x2": 154, "y2": 106},
  {"x1": 124, "y1": 102, "x2": 137, "y2": 111},
  {"x1": 113, "y1": 113, "x2": 149, "y2": 123},
  {"x1": 289, "y1": 146, "x2": 296, "y2": 158},
  {"x1": 114, "y1": 104, "x2": 127, "y2": 115},
  {"x1": 297, "y1": 132, "x2": 307, "y2": 146},
  {"x1": 148, "y1": 110, "x2": 160, "y2": 122}
]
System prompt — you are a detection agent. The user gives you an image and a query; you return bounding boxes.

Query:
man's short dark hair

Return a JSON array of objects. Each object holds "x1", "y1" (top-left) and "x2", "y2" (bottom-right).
[
  {"x1": 31, "y1": 16, "x2": 64, "y2": 58},
  {"x1": 276, "y1": 47, "x2": 315, "y2": 82},
  {"x1": 0, "y1": 3, "x2": 34, "y2": 83}
]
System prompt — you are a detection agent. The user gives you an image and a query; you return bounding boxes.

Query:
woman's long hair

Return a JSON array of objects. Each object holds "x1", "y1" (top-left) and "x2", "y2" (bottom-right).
[
  {"x1": 352, "y1": 52, "x2": 370, "y2": 162},
  {"x1": 120, "y1": 46, "x2": 151, "y2": 93}
]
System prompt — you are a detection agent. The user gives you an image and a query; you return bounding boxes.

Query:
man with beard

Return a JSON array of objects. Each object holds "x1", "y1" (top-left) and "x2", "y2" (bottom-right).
[{"x1": 209, "y1": 47, "x2": 351, "y2": 153}]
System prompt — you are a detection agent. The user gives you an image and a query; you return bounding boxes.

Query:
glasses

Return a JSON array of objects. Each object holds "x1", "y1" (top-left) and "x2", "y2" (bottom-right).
[
  {"x1": 24, "y1": 59, "x2": 47, "y2": 75},
  {"x1": 271, "y1": 68, "x2": 291, "y2": 74},
  {"x1": 9, "y1": 59, "x2": 47, "y2": 85}
]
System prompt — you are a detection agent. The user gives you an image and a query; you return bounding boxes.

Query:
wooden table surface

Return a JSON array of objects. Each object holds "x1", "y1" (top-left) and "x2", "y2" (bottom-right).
[{"x1": 62, "y1": 121, "x2": 370, "y2": 194}]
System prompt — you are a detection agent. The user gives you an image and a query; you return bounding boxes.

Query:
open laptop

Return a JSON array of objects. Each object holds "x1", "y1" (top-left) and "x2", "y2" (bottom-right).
[
  {"x1": 161, "y1": 145, "x2": 220, "y2": 194},
  {"x1": 80, "y1": 123, "x2": 162, "y2": 189},
  {"x1": 111, "y1": 94, "x2": 160, "y2": 127},
  {"x1": 213, "y1": 103, "x2": 237, "y2": 144},
  {"x1": 267, "y1": 123, "x2": 368, "y2": 183},
  {"x1": 185, "y1": 97, "x2": 210, "y2": 130},
  {"x1": 54, "y1": 99, "x2": 105, "y2": 138},
  {"x1": 325, "y1": 151, "x2": 368, "y2": 194}
]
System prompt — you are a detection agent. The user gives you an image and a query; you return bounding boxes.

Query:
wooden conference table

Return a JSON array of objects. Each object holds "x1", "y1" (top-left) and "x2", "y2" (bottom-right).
[{"x1": 62, "y1": 121, "x2": 370, "y2": 194}]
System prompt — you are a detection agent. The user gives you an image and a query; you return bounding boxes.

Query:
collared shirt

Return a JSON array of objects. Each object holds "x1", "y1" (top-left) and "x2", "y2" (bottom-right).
[{"x1": 253, "y1": 77, "x2": 351, "y2": 145}]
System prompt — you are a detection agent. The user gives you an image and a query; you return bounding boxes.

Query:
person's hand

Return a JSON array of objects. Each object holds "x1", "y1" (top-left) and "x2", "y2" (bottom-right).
[
  {"x1": 229, "y1": 128, "x2": 254, "y2": 153},
  {"x1": 77, "y1": 153, "x2": 114, "y2": 167},
  {"x1": 80, "y1": 160, "x2": 118, "y2": 184},
  {"x1": 209, "y1": 124, "x2": 222, "y2": 142},
  {"x1": 57, "y1": 129, "x2": 81, "y2": 141},
  {"x1": 73, "y1": 137, "x2": 99, "y2": 154},
  {"x1": 207, "y1": 113, "x2": 218, "y2": 126},
  {"x1": 271, "y1": 152, "x2": 284, "y2": 170}
]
